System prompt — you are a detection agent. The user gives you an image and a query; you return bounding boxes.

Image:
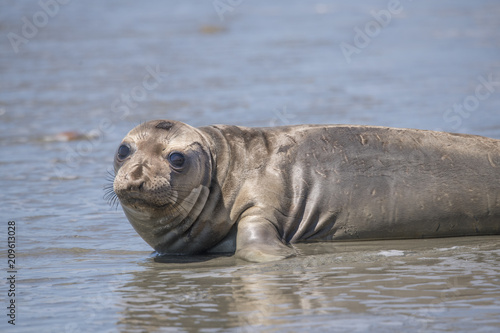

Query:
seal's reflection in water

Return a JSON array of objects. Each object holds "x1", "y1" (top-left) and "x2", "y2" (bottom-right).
[{"x1": 116, "y1": 237, "x2": 500, "y2": 332}]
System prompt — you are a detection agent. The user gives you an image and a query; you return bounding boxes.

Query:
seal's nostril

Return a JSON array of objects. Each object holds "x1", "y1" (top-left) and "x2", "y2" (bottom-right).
[{"x1": 127, "y1": 180, "x2": 145, "y2": 192}]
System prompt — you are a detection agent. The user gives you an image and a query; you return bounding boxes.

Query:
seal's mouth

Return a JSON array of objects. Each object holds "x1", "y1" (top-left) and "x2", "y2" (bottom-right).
[{"x1": 117, "y1": 193, "x2": 173, "y2": 211}]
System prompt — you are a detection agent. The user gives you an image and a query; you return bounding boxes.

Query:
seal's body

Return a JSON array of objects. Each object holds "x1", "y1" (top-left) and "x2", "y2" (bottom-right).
[{"x1": 113, "y1": 120, "x2": 500, "y2": 262}]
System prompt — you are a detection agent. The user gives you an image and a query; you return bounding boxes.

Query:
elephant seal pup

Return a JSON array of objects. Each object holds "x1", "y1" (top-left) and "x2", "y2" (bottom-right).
[{"x1": 112, "y1": 120, "x2": 500, "y2": 262}]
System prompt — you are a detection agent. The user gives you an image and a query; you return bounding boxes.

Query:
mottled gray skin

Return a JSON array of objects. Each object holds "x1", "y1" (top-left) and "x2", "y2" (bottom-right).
[{"x1": 113, "y1": 120, "x2": 500, "y2": 262}]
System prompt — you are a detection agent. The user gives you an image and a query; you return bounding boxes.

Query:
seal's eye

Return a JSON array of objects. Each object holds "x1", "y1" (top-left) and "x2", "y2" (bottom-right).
[
  {"x1": 168, "y1": 152, "x2": 185, "y2": 169},
  {"x1": 117, "y1": 144, "x2": 131, "y2": 160}
]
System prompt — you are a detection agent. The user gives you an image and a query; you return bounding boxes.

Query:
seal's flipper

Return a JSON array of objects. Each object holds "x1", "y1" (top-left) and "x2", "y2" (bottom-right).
[
  {"x1": 235, "y1": 244, "x2": 296, "y2": 263},
  {"x1": 235, "y1": 217, "x2": 296, "y2": 263}
]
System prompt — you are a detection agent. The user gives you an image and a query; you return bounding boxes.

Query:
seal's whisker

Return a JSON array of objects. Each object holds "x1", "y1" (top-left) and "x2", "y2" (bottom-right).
[
  {"x1": 103, "y1": 169, "x2": 119, "y2": 210},
  {"x1": 105, "y1": 169, "x2": 115, "y2": 182},
  {"x1": 103, "y1": 189, "x2": 119, "y2": 210}
]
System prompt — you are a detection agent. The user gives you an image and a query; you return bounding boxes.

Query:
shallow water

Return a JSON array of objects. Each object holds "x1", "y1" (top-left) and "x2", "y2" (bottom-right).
[{"x1": 1, "y1": 1, "x2": 500, "y2": 332}]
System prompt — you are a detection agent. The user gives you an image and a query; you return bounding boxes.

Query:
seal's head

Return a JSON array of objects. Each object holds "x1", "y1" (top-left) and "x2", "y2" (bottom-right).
[{"x1": 113, "y1": 120, "x2": 212, "y2": 254}]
